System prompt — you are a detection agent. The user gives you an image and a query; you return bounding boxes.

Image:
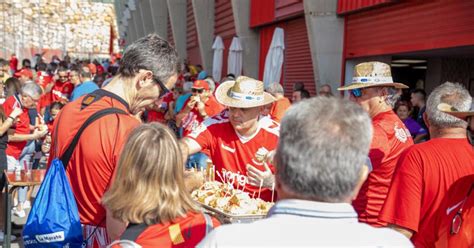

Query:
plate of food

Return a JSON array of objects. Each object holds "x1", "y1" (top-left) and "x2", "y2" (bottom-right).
[{"x1": 191, "y1": 181, "x2": 274, "y2": 223}]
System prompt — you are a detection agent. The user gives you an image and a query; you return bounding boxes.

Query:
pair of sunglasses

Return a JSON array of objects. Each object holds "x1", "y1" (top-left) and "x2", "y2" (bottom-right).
[
  {"x1": 191, "y1": 88, "x2": 204, "y2": 93},
  {"x1": 351, "y1": 89, "x2": 363, "y2": 98},
  {"x1": 153, "y1": 76, "x2": 170, "y2": 99}
]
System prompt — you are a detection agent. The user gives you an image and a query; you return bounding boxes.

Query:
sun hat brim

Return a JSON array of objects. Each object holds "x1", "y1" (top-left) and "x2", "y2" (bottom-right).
[
  {"x1": 438, "y1": 103, "x2": 474, "y2": 119},
  {"x1": 215, "y1": 80, "x2": 276, "y2": 108},
  {"x1": 338, "y1": 82, "x2": 409, "y2": 91}
]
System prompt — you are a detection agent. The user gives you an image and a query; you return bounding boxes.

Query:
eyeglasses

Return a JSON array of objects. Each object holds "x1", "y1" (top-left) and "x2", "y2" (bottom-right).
[
  {"x1": 153, "y1": 76, "x2": 170, "y2": 99},
  {"x1": 351, "y1": 89, "x2": 363, "y2": 98},
  {"x1": 191, "y1": 88, "x2": 204, "y2": 94},
  {"x1": 450, "y1": 184, "x2": 473, "y2": 235}
]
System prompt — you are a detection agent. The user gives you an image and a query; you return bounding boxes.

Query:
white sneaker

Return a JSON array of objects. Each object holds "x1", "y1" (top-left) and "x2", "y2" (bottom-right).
[
  {"x1": 13, "y1": 208, "x2": 26, "y2": 218},
  {"x1": 0, "y1": 231, "x2": 17, "y2": 242},
  {"x1": 22, "y1": 200, "x2": 31, "y2": 209}
]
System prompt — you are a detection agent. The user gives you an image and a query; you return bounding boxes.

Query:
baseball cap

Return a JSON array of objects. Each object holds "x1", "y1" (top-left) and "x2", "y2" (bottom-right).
[
  {"x1": 14, "y1": 68, "x2": 33, "y2": 79},
  {"x1": 192, "y1": 80, "x2": 209, "y2": 90}
]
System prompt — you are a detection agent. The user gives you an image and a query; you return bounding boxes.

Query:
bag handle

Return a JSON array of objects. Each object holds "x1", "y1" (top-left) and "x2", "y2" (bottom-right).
[
  {"x1": 120, "y1": 223, "x2": 149, "y2": 241},
  {"x1": 60, "y1": 108, "x2": 127, "y2": 167}
]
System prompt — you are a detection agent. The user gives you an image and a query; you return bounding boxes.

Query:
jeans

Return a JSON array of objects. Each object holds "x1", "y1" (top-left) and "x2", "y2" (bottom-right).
[{"x1": 186, "y1": 152, "x2": 208, "y2": 170}]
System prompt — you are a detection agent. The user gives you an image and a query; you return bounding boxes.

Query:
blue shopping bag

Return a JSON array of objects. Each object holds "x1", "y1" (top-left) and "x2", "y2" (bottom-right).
[{"x1": 22, "y1": 158, "x2": 83, "y2": 247}]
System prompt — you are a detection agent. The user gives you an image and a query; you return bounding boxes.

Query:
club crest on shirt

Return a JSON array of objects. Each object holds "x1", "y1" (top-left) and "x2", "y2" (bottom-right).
[{"x1": 394, "y1": 123, "x2": 410, "y2": 143}]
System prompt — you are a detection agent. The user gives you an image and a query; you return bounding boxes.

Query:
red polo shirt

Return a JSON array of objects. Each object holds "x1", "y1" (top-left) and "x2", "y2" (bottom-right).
[
  {"x1": 269, "y1": 97, "x2": 291, "y2": 123},
  {"x1": 3, "y1": 95, "x2": 30, "y2": 159}
]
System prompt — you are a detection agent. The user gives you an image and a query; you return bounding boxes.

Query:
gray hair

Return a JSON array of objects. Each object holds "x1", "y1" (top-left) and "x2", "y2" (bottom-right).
[
  {"x1": 383, "y1": 87, "x2": 401, "y2": 108},
  {"x1": 426, "y1": 82, "x2": 472, "y2": 129},
  {"x1": 21, "y1": 82, "x2": 43, "y2": 99},
  {"x1": 183, "y1": 81, "x2": 193, "y2": 93},
  {"x1": 265, "y1": 83, "x2": 284, "y2": 96},
  {"x1": 276, "y1": 97, "x2": 373, "y2": 202}
]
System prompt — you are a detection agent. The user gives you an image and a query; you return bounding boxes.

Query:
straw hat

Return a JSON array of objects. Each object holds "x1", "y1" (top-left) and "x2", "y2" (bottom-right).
[
  {"x1": 215, "y1": 76, "x2": 275, "y2": 108},
  {"x1": 437, "y1": 103, "x2": 474, "y2": 119},
  {"x1": 338, "y1": 61, "x2": 409, "y2": 91}
]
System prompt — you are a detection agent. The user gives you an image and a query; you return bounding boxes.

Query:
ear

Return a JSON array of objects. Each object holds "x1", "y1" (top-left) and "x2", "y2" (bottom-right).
[
  {"x1": 423, "y1": 111, "x2": 430, "y2": 128},
  {"x1": 352, "y1": 165, "x2": 369, "y2": 201}
]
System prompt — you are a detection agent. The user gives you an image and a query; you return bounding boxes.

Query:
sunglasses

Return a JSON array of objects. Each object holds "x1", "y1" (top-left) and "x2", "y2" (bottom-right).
[
  {"x1": 192, "y1": 88, "x2": 204, "y2": 93},
  {"x1": 153, "y1": 76, "x2": 170, "y2": 98},
  {"x1": 351, "y1": 89, "x2": 363, "y2": 98},
  {"x1": 450, "y1": 185, "x2": 473, "y2": 235}
]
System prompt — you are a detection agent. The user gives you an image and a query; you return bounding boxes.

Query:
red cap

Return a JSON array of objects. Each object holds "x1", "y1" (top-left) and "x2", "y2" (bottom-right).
[
  {"x1": 192, "y1": 80, "x2": 209, "y2": 90},
  {"x1": 14, "y1": 68, "x2": 33, "y2": 79}
]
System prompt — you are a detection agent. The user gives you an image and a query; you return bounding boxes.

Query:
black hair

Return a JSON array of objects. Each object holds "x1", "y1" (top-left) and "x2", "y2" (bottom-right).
[
  {"x1": 412, "y1": 89, "x2": 427, "y2": 100},
  {"x1": 50, "y1": 101, "x2": 65, "y2": 110},
  {"x1": 37, "y1": 62, "x2": 48, "y2": 71},
  {"x1": 300, "y1": 89, "x2": 310, "y2": 99},
  {"x1": 0, "y1": 58, "x2": 8, "y2": 67},
  {"x1": 118, "y1": 33, "x2": 181, "y2": 84}
]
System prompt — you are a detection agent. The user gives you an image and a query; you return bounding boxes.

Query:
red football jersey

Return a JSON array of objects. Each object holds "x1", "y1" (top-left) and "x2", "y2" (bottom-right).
[
  {"x1": 51, "y1": 80, "x2": 74, "y2": 102},
  {"x1": 352, "y1": 110, "x2": 414, "y2": 227},
  {"x1": 187, "y1": 110, "x2": 279, "y2": 201},
  {"x1": 3, "y1": 95, "x2": 31, "y2": 159},
  {"x1": 379, "y1": 138, "x2": 474, "y2": 246}
]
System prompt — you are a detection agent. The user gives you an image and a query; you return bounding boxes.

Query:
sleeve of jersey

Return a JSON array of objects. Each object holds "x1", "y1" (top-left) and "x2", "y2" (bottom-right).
[
  {"x1": 3, "y1": 99, "x2": 13, "y2": 117},
  {"x1": 379, "y1": 148, "x2": 423, "y2": 232},
  {"x1": 368, "y1": 124, "x2": 389, "y2": 170},
  {"x1": 186, "y1": 118, "x2": 214, "y2": 152}
]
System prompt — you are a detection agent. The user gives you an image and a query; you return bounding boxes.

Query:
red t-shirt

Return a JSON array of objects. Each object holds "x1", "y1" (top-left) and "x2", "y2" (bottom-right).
[
  {"x1": 180, "y1": 96, "x2": 224, "y2": 136},
  {"x1": 269, "y1": 97, "x2": 291, "y2": 123},
  {"x1": 147, "y1": 93, "x2": 174, "y2": 123},
  {"x1": 3, "y1": 95, "x2": 30, "y2": 159},
  {"x1": 424, "y1": 175, "x2": 474, "y2": 248},
  {"x1": 379, "y1": 138, "x2": 474, "y2": 246},
  {"x1": 118, "y1": 212, "x2": 220, "y2": 248},
  {"x1": 187, "y1": 110, "x2": 279, "y2": 201},
  {"x1": 352, "y1": 110, "x2": 414, "y2": 227},
  {"x1": 51, "y1": 80, "x2": 74, "y2": 102},
  {"x1": 49, "y1": 90, "x2": 140, "y2": 226}
]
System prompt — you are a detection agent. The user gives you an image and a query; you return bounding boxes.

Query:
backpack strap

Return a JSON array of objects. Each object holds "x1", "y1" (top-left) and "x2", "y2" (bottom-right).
[
  {"x1": 120, "y1": 223, "x2": 149, "y2": 241},
  {"x1": 60, "y1": 108, "x2": 127, "y2": 167}
]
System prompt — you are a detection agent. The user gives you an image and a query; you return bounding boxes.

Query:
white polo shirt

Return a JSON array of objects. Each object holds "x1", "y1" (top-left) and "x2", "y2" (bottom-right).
[{"x1": 198, "y1": 199, "x2": 412, "y2": 247}]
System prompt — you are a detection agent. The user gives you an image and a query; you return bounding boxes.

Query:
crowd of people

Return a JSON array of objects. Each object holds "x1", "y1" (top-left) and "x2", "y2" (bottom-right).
[{"x1": 0, "y1": 34, "x2": 472, "y2": 247}]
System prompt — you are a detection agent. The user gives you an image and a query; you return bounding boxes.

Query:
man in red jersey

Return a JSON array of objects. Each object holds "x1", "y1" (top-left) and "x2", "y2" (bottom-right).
[
  {"x1": 182, "y1": 76, "x2": 279, "y2": 201},
  {"x1": 337, "y1": 61, "x2": 414, "y2": 227},
  {"x1": 49, "y1": 34, "x2": 180, "y2": 247},
  {"x1": 176, "y1": 80, "x2": 224, "y2": 136},
  {"x1": 50, "y1": 67, "x2": 74, "y2": 104},
  {"x1": 380, "y1": 83, "x2": 474, "y2": 246}
]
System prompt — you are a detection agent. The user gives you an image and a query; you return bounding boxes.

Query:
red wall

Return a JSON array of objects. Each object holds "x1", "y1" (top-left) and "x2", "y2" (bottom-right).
[
  {"x1": 250, "y1": 0, "x2": 303, "y2": 28},
  {"x1": 337, "y1": 0, "x2": 395, "y2": 15},
  {"x1": 344, "y1": 0, "x2": 474, "y2": 58},
  {"x1": 215, "y1": 0, "x2": 236, "y2": 77},
  {"x1": 186, "y1": 0, "x2": 201, "y2": 65}
]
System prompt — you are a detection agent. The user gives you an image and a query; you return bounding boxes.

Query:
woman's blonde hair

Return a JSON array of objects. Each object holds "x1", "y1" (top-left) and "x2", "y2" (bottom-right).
[{"x1": 102, "y1": 123, "x2": 198, "y2": 225}]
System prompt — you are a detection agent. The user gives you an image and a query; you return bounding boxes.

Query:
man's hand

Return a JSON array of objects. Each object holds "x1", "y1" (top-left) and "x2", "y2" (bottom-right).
[
  {"x1": 33, "y1": 128, "x2": 48, "y2": 139},
  {"x1": 187, "y1": 98, "x2": 197, "y2": 110},
  {"x1": 246, "y1": 162, "x2": 274, "y2": 188},
  {"x1": 184, "y1": 170, "x2": 204, "y2": 193},
  {"x1": 197, "y1": 101, "x2": 207, "y2": 117}
]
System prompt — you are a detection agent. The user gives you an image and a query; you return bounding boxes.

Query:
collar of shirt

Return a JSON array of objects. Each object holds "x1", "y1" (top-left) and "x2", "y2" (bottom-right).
[{"x1": 268, "y1": 199, "x2": 358, "y2": 219}]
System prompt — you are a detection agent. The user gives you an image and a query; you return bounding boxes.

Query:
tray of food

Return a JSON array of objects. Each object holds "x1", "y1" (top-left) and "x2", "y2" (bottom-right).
[{"x1": 191, "y1": 181, "x2": 274, "y2": 223}]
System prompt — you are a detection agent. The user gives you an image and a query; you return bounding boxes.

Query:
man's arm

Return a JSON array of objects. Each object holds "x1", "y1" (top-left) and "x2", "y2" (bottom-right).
[{"x1": 179, "y1": 138, "x2": 202, "y2": 164}]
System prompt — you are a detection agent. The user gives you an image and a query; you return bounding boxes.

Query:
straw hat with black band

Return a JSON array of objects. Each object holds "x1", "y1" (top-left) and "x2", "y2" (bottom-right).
[
  {"x1": 215, "y1": 76, "x2": 275, "y2": 108},
  {"x1": 338, "y1": 61, "x2": 409, "y2": 91},
  {"x1": 438, "y1": 103, "x2": 474, "y2": 119}
]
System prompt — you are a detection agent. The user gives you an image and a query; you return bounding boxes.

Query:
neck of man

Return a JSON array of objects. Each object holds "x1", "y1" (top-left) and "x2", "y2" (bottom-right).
[
  {"x1": 103, "y1": 76, "x2": 132, "y2": 107},
  {"x1": 235, "y1": 121, "x2": 259, "y2": 137},
  {"x1": 429, "y1": 127, "x2": 467, "y2": 139},
  {"x1": 369, "y1": 103, "x2": 392, "y2": 118},
  {"x1": 418, "y1": 102, "x2": 426, "y2": 109}
]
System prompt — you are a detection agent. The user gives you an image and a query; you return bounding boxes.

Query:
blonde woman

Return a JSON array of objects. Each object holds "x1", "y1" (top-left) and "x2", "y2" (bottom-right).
[{"x1": 103, "y1": 123, "x2": 219, "y2": 247}]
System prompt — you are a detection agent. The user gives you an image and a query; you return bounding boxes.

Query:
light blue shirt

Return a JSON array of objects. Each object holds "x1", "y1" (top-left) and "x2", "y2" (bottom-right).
[{"x1": 70, "y1": 81, "x2": 99, "y2": 101}]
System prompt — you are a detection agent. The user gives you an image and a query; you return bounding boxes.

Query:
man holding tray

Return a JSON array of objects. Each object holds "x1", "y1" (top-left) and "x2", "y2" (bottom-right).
[{"x1": 182, "y1": 76, "x2": 279, "y2": 201}]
